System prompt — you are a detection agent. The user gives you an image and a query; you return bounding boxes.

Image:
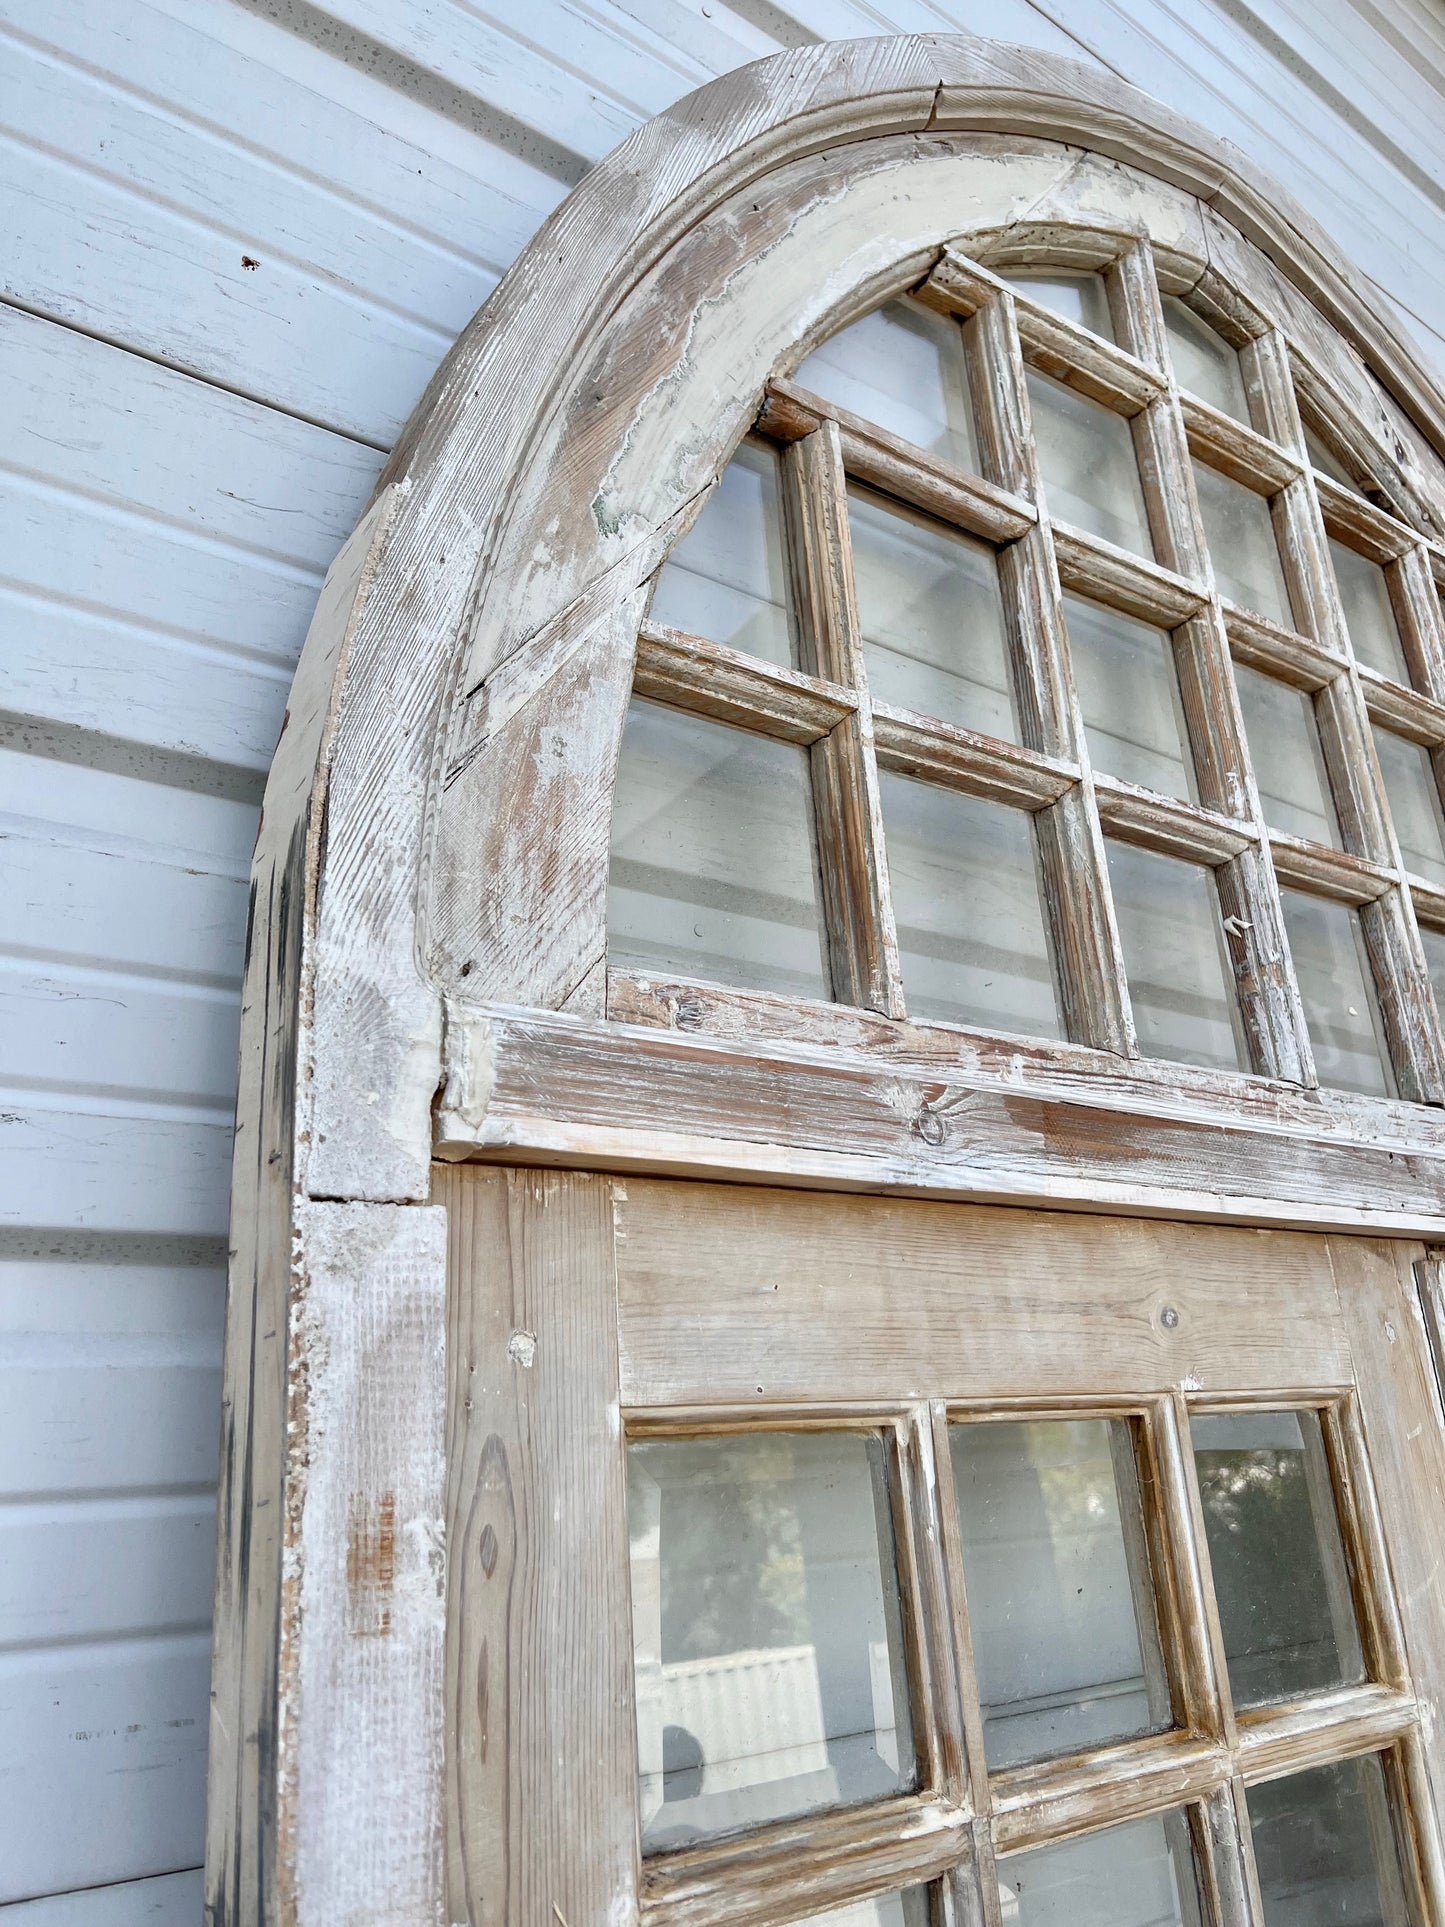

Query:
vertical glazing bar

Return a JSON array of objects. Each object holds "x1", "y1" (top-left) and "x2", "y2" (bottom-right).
[
  {"x1": 1193, "y1": 1779, "x2": 1264, "y2": 1927},
  {"x1": 892, "y1": 1408, "x2": 970, "y2": 1807},
  {"x1": 1153, "y1": 1393, "x2": 1233, "y2": 1746}
]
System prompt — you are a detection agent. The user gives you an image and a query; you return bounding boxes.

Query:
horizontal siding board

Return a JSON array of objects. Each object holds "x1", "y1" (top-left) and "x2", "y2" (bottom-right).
[
  {"x1": 0, "y1": 751, "x2": 258, "y2": 870},
  {"x1": 0, "y1": 1869, "x2": 203, "y2": 1926},
  {"x1": 0, "y1": 1493, "x2": 215, "y2": 1649},
  {"x1": 0, "y1": 1107, "x2": 231, "y2": 1236}
]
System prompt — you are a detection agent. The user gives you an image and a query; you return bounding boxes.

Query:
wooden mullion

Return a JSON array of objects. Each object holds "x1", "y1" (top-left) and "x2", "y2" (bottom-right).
[
  {"x1": 634, "y1": 621, "x2": 856, "y2": 742},
  {"x1": 1195, "y1": 1779, "x2": 1265, "y2": 1927},
  {"x1": 1150, "y1": 1395, "x2": 1230, "y2": 1745},
  {"x1": 1389, "y1": 543, "x2": 1445, "y2": 703},
  {"x1": 1243, "y1": 329, "x2": 1445, "y2": 1102},
  {"x1": 782, "y1": 420, "x2": 904, "y2": 1018},
  {"x1": 1111, "y1": 240, "x2": 1314, "y2": 1086},
  {"x1": 988, "y1": 1731, "x2": 1230, "y2": 1854},
  {"x1": 1223, "y1": 604, "x2": 1347, "y2": 691},
  {"x1": 1052, "y1": 522, "x2": 1207, "y2": 627},
  {"x1": 1095, "y1": 778, "x2": 1256, "y2": 866},
  {"x1": 1179, "y1": 392, "x2": 1302, "y2": 495},
  {"x1": 894, "y1": 1408, "x2": 970, "y2": 1809},
  {"x1": 928, "y1": 1403, "x2": 992, "y2": 1820},
  {"x1": 1234, "y1": 1683, "x2": 1416, "y2": 1782},
  {"x1": 1267, "y1": 834, "x2": 1395, "y2": 905},
  {"x1": 1392, "y1": 1731, "x2": 1445, "y2": 1927},
  {"x1": 961, "y1": 284, "x2": 1133, "y2": 1056},
  {"x1": 871, "y1": 705, "x2": 1076, "y2": 811}
]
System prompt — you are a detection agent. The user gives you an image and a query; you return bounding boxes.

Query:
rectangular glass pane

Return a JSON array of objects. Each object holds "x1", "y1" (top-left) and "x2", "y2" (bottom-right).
[
  {"x1": 1235, "y1": 663, "x2": 1340, "y2": 846},
  {"x1": 781, "y1": 1890, "x2": 931, "y2": 1927},
  {"x1": 1065, "y1": 593, "x2": 1192, "y2": 797},
  {"x1": 608, "y1": 700, "x2": 830, "y2": 1000},
  {"x1": 1107, "y1": 841, "x2": 1247, "y2": 1071},
  {"x1": 1332, "y1": 538, "x2": 1409, "y2": 683},
  {"x1": 1190, "y1": 1409, "x2": 1365, "y2": 1710},
  {"x1": 1001, "y1": 1811, "x2": 1202, "y2": 1927},
  {"x1": 628, "y1": 1431, "x2": 914, "y2": 1850},
  {"x1": 794, "y1": 298, "x2": 977, "y2": 473},
  {"x1": 1249, "y1": 1756, "x2": 1415, "y2": 1927},
  {"x1": 1193, "y1": 461, "x2": 1292, "y2": 627},
  {"x1": 1278, "y1": 887, "x2": 1393, "y2": 1096},
  {"x1": 1007, "y1": 270, "x2": 1113, "y2": 340},
  {"x1": 1374, "y1": 728, "x2": 1445, "y2": 886},
  {"x1": 849, "y1": 486, "x2": 1015, "y2": 739},
  {"x1": 1305, "y1": 425, "x2": 1355, "y2": 487},
  {"x1": 1163, "y1": 296, "x2": 1250, "y2": 422},
  {"x1": 649, "y1": 439, "x2": 794, "y2": 667},
  {"x1": 949, "y1": 1418, "x2": 1169, "y2": 1770},
  {"x1": 1027, "y1": 369, "x2": 1154, "y2": 558},
  {"x1": 879, "y1": 773, "x2": 1059, "y2": 1037},
  {"x1": 1420, "y1": 922, "x2": 1445, "y2": 1020}
]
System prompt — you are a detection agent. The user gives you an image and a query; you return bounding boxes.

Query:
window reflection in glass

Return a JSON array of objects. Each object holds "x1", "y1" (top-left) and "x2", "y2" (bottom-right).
[
  {"x1": 794, "y1": 298, "x2": 978, "y2": 474},
  {"x1": 949, "y1": 1418, "x2": 1169, "y2": 1771},
  {"x1": 608, "y1": 700, "x2": 830, "y2": 1001},
  {"x1": 1163, "y1": 297, "x2": 1250, "y2": 423},
  {"x1": 1190, "y1": 1409, "x2": 1365, "y2": 1710},
  {"x1": 1027, "y1": 370, "x2": 1154, "y2": 558},
  {"x1": 1107, "y1": 841, "x2": 1247, "y2": 1072},
  {"x1": 1006, "y1": 271, "x2": 1113, "y2": 340},
  {"x1": 1193, "y1": 463, "x2": 1292, "y2": 628},
  {"x1": 650, "y1": 439, "x2": 795, "y2": 667},
  {"x1": 1065, "y1": 594, "x2": 1192, "y2": 798},
  {"x1": 1000, "y1": 1811, "x2": 1203, "y2": 1927},
  {"x1": 849, "y1": 487, "x2": 1015, "y2": 739},
  {"x1": 1278, "y1": 888, "x2": 1394, "y2": 1096},
  {"x1": 781, "y1": 1890, "x2": 932, "y2": 1927},
  {"x1": 627, "y1": 1432, "x2": 914, "y2": 1851},
  {"x1": 1331, "y1": 539, "x2": 1409, "y2": 684},
  {"x1": 1373, "y1": 728, "x2": 1445, "y2": 887},
  {"x1": 880, "y1": 774, "x2": 1060, "y2": 1038},
  {"x1": 1235, "y1": 664, "x2": 1340, "y2": 847},
  {"x1": 1248, "y1": 1756, "x2": 1414, "y2": 1927}
]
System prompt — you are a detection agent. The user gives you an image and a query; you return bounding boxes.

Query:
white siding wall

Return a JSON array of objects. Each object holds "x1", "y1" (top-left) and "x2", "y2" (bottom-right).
[{"x1": 1, "y1": 0, "x2": 1443, "y2": 1913}]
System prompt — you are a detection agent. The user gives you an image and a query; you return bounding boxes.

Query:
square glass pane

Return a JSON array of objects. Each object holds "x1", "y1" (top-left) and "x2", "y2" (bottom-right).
[
  {"x1": 1235, "y1": 664, "x2": 1340, "y2": 846},
  {"x1": 849, "y1": 487, "x2": 1015, "y2": 739},
  {"x1": 782, "y1": 1891, "x2": 931, "y2": 1927},
  {"x1": 1107, "y1": 841, "x2": 1247, "y2": 1071},
  {"x1": 650, "y1": 439, "x2": 794, "y2": 667},
  {"x1": 1374, "y1": 728, "x2": 1445, "y2": 886},
  {"x1": 949, "y1": 1418, "x2": 1169, "y2": 1770},
  {"x1": 627, "y1": 1431, "x2": 914, "y2": 1851},
  {"x1": 1248, "y1": 1756, "x2": 1414, "y2": 1927},
  {"x1": 1190, "y1": 1409, "x2": 1365, "y2": 1710},
  {"x1": 879, "y1": 774, "x2": 1059, "y2": 1038},
  {"x1": 1331, "y1": 539, "x2": 1409, "y2": 683},
  {"x1": 1163, "y1": 296, "x2": 1250, "y2": 422},
  {"x1": 1065, "y1": 593, "x2": 1192, "y2": 797},
  {"x1": 1000, "y1": 1811, "x2": 1203, "y2": 1927},
  {"x1": 1027, "y1": 369, "x2": 1154, "y2": 558},
  {"x1": 1193, "y1": 462, "x2": 1292, "y2": 627},
  {"x1": 794, "y1": 298, "x2": 977, "y2": 473},
  {"x1": 608, "y1": 700, "x2": 830, "y2": 1000},
  {"x1": 1278, "y1": 888, "x2": 1393, "y2": 1096},
  {"x1": 1006, "y1": 271, "x2": 1113, "y2": 340}
]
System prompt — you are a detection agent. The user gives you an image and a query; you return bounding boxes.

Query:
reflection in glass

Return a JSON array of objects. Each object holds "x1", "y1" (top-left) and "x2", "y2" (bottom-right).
[
  {"x1": 1193, "y1": 463, "x2": 1292, "y2": 627},
  {"x1": 627, "y1": 1432, "x2": 914, "y2": 1851},
  {"x1": 1420, "y1": 923, "x2": 1445, "y2": 1022},
  {"x1": 1107, "y1": 842, "x2": 1247, "y2": 1071},
  {"x1": 949, "y1": 1419, "x2": 1169, "y2": 1770},
  {"x1": 650, "y1": 440, "x2": 794, "y2": 667},
  {"x1": 1331, "y1": 539, "x2": 1409, "y2": 684},
  {"x1": 1305, "y1": 426, "x2": 1356, "y2": 488},
  {"x1": 880, "y1": 774, "x2": 1059, "y2": 1038},
  {"x1": 1027, "y1": 370, "x2": 1154, "y2": 558},
  {"x1": 849, "y1": 487, "x2": 1015, "y2": 739},
  {"x1": 1163, "y1": 297, "x2": 1250, "y2": 423},
  {"x1": 608, "y1": 701, "x2": 830, "y2": 1000},
  {"x1": 782, "y1": 1890, "x2": 931, "y2": 1927},
  {"x1": 1374, "y1": 729, "x2": 1445, "y2": 886},
  {"x1": 1235, "y1": 664, "x2": 1340, "y2": 846},
  {"x1": 1066, "y1": 596, "x2": 1192, "y2": 797},
  {"x1": 1278, "y1": 888, "x2": 1393, "y2": 1096},
  {"x1": 1000, "y1": 1812, "x2": 1202, "y2": 1927},
  {"x1": 1190, "y1": 1410, "x2": 1365, "y2": 1710},
  {"x1": 1249, "y1": 1755, "x2": 1414, "y2": 1927},
  {"x1": 1007, "y1": 271, "x2": 1113, "y2": 340},
  {"x1": 794, "y1": 299, "x2": 978, "y2": 473}
]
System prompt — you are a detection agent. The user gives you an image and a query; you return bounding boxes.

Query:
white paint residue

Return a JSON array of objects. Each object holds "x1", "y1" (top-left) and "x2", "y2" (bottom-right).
[
  {"x1": 508, "y1": 1329, "x2": 538, "y2": 1368},
  {"x1": 1180, "y1": 1372, "x2": 1202, "y2": 1391}
]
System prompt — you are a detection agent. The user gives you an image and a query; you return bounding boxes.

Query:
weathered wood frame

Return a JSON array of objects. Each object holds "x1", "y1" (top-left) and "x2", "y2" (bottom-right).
[{"x1": 208, "y1": 31, "x2": 1445, "y2": 1927}]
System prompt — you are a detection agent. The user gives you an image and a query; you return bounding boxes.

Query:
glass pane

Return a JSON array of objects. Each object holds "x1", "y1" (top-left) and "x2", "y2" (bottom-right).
[
  {"x1": 1193, "y1": 462, "x2": 1292, "y2": 627},
  {"x1": 1278, "y1": 888, "x2": 1393, "y2": 1096},
  {"x1": 1107, "y1": 841, "x2": 1247, "y2": 1071},
  {"x1": 1006, "y1": 270, "x2": 1113, "y2": 340},
  {"x1": 949, "y1": 1418, "x2": 1168, "y2": 1770},
  {"x1": 1249, "y1": 1756, "x2": 1414, "y2": 1927},
  {"x1": 1332, "y1": 539, "x2": 1409, "y2": 683},
  {"x1": 1065, "y1": 594, "x2": 1192, "y2": 797},
  {"x1": 879, "y1": 773, "x2": 1059, "y2": 1037},
  {"x1": 794, "y1": 298, "x2": 977, "y2": 473},
  {"x1": 782, "y1": 1891, "x2": 931, "y2": 1927},
  {"x1": 1235, "y1": 664, "x2": 1339, "y2": 846},
  {"x1": 1374, "y1": 728, "x2": 1445, "y2": 886},
  {"x1": 1001, "y1": 1811, "x2": 1202, "y2": 1927},
  {"x1": 1420, "y1": 923, "x2": 1445, "y2": 1020},
  {"x1": 1163, "y1": 296, "x2": 1250, "y2": 422},
  {"x1": 849, "y1": 486, "x2": 1015, "y2": 739},
  {"x1": 608, "y1": 700, "x2": 830, "y2": 1000},
  {"x1": 650, "y1": 440, "x2": 794, "y2": 667},
  {"x1": 1027, "y1": 369, "x2": 1154, "y2": 558},
  {"x1": 628, "y1": 1431, "x2": 914, "y2": 1850},
  {"x1": 1191, "y1": 1409, "x2": 1365, "y2": 1709},
  {"x1": 1305, "y1": 425, "x2": 1356, "y2": 487}
]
